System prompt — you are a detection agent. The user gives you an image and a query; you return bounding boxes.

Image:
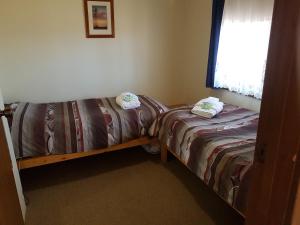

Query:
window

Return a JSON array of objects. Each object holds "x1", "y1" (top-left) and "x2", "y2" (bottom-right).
[{"x1": 207, "y1": 0, "x2": 274, "y2": 99}]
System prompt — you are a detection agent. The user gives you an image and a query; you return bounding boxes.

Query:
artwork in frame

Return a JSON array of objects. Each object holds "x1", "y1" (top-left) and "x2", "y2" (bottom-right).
[{"x1": 84, "y1": 0, "x2": 115, "y2": 38}]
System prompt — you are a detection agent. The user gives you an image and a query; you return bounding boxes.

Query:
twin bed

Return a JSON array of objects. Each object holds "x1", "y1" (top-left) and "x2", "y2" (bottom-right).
[
  {"x1": 149, "y1": 104, "x2": 259, "y2": 214},
  {"x1": 7, "y1": 95, "x2": 259, "y2": 215},
  {"x1": 10, "y1": 95, "x2": 167, "y2": 169}
]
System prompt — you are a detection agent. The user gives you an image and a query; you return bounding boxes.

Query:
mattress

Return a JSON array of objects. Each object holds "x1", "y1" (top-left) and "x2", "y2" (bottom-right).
[
  {"x1": 149, "y1": 104, "x2": 259, "y2": 213},
  {"x1": 10, "y1": 95, "x2": 168, "y2": 159}
]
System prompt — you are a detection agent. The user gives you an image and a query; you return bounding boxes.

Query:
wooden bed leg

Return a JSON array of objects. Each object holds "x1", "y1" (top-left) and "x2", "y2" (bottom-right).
[{"x1": 161, "y1": 144, "x2": 168, "y2": 163}]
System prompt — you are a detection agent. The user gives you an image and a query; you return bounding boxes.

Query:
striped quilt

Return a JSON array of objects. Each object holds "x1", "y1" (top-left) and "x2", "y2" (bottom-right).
[
  {"x1": 11, "y1": 95, "x2": 168, "y2": 159},
  {"x1": 149, "y1": 104, "x2": 259, "y2": 213}
]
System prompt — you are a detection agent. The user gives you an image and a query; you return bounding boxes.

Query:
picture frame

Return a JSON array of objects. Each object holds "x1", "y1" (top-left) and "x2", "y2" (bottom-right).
[{"x1": 83, "y1": 0, "x2": 115, "y2": 38}]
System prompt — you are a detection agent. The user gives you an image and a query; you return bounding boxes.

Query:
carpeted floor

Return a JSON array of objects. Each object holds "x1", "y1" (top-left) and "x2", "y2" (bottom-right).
[{"x1": 21, "y1": 147, "x2": 244, "y2": 225}]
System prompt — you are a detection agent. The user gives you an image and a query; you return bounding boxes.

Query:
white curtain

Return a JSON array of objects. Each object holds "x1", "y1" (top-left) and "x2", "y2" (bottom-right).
[{"x1": 214, "y1": 0, "x2": 274, "y2": 99}]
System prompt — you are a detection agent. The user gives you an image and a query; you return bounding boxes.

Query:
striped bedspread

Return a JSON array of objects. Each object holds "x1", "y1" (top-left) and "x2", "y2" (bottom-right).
[
  {"x1": 149, "y1": 104, "x2": 259, "y2": 213},
  {"x1": 11, "y1": 95, "x2": 168, "y2": 159}
]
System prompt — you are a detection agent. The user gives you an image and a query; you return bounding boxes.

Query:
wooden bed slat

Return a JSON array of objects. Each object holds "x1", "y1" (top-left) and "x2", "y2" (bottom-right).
[{"x1": 18, "y1": 137, "x2": 157, "y2": 170}]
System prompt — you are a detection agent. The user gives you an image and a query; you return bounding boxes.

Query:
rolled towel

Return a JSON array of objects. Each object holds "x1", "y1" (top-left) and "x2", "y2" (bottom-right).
[
  {"x1": 116, "y1": 92, "x2": 141, "y2": 110},
  {"x1": 191, "y1": 97, "x2": 224, "y2": 118}
]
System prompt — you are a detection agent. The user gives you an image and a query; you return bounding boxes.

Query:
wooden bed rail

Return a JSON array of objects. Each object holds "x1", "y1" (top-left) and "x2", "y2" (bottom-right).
[{"x1": 18, "y1": 137, "x2": 158, "y2": 170}]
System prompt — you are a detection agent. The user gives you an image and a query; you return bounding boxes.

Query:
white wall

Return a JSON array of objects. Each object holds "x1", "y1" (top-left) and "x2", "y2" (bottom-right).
[
  {"x1": 0, "y1": 0, "x2": 261, "y2": 111},
  {"x1": 0, "y1": 0, "x2": 181, "y2": 104},
  {"x1": 173, "y1": 0, "x2": 212, "y2": 105}
]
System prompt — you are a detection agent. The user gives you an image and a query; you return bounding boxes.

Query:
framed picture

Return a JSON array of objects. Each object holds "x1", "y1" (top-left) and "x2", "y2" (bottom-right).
[{"x1": 84, "y1": 0, "x2": 115, "y2": 38}]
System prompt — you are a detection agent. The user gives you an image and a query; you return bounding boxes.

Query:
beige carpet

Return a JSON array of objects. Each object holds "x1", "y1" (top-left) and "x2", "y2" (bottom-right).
[{"x1": 21, "y1": 148, "x2": 244, "y2": 225}]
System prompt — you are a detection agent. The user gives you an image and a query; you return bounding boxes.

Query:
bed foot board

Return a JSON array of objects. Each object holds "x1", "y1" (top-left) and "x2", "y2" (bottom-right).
[{"x1": 161, "y1": 144, "x2": 168, "y2": 163}]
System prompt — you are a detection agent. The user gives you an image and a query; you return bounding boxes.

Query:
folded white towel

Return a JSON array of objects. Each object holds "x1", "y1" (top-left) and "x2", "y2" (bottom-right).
[
  {"x1": 116, "y1": 92, "x2": 141, "y2": 110},
  {"x1": 191, "y1": 97, "x2": 224, "y2": 118},
  {"x1": 194, "y1": 97, "x2": 220, "y2": 106}
]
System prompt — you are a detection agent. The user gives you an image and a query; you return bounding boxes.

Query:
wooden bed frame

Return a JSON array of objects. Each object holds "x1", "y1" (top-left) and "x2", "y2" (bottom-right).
[
  {"x1": 17, "y1": 137, "x2": 158, "y2": 170},
  {"x1": 6, "y1": 104, "x2": 183, "y2": 170}
]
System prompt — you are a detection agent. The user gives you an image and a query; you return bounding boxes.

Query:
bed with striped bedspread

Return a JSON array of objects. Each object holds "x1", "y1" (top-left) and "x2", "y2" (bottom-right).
[
  {"x1": 149, "y1": 104, "x2": 259, "y2": 213},
  {"x1": 10, "y1": 95, "x2": 168, "y2": 159}
]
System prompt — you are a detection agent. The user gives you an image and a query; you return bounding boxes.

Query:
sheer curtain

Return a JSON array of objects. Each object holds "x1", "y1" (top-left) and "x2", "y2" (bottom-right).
[{"x1": 214, "y1": 0, "x2": 274, "y2": 99}]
